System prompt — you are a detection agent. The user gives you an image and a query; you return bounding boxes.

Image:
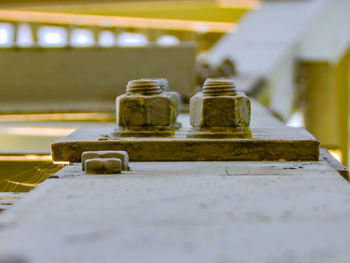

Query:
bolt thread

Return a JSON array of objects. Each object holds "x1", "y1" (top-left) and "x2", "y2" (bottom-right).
[
  {"x1": 126, "y1": 79, "x2": 162, "y2": 95},
  {"x1": 156, "y1": 78, "x2": 169, "y2": 91},
  {"x1": 203, "y1": 78, "x2": 237, "y2": 96}
]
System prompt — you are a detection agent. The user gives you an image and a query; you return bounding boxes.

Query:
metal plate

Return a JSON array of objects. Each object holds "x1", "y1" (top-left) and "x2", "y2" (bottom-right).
[{"x1": 51, "y1": 127, "x2": 319, "y2": 162}]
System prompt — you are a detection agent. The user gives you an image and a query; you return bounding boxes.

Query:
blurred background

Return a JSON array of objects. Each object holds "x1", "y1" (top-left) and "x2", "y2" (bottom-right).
[{"x1": 0, "y1": 0, "x2": 349, "y2": 196}]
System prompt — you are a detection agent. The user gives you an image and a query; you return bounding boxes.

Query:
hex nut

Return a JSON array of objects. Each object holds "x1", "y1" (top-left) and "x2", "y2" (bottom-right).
[
  {"x1": 81, "y1": 151, "x2": 129, "y2": 171},
  {"x1": 114, "y1": 79, "x2": 176, "y2": 137},
  {"x1": 190, "y1": 92, "x2": 250, "y2": 129},
  {"x1": 117, "y1": 94, "x2": 175, "y2": 128},
  {"x1": 190, "y1": 78, "x2": 251, "y2": 132},
  {"x1": 85, "y1": 158, "x2": 122, "y2": 174},
  {"x1": 156, "y1": 78, "x2": 181, "y2": 120}
]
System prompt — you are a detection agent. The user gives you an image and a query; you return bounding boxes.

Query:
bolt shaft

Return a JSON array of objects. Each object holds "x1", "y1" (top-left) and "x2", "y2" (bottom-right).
[
  {"x1": 126, "y1": 79, "x2": 162, "y2": 95},
  {"x1": 203, "y1": 78, "x2": 237, "y2": 96}
]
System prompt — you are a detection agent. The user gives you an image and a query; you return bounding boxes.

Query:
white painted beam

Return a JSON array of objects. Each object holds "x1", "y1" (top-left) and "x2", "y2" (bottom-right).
[
  {"x1": 298, "y1": 0, "x2": 350, "y2": 62},
  {"x1": 207, "y1": 0, "x2": 350, "y2": 119}
]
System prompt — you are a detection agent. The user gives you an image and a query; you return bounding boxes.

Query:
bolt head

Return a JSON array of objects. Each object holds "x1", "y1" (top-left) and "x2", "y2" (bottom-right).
[
  {"x1": 81, "y1": 151, "x2": 129, "y2": 171},
  {"x1": 190, "y1": 92, "x2": 250, "y2": 129},
  {"x1": 85, "y1": 158, "x2": 121, "y2": 174}
]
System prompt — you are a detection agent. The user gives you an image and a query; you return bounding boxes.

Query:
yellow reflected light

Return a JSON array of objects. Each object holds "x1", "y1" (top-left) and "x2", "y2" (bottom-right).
[
  {"x1": 0, "y1": 10, "x2": 236, "y2": 33},
  {"x1": 0, "y1": 155, "x2": 70, "y2": 164},
  {"x1": 6, "y1": 180, "x2": 39, "y2": 187},
  {"x1": 217, "y1": 0, "x2": 261, "y2": 9},
  {"x1": 329, "y1": 149, "x2": 342, "y2": 163},
  {"x1": 3, "y1": 127, "x2": 75, "y2": 137},
  {"x1": 52, "y1": 161, "x2": 70, "y2": 165},
  {"x1": 0, "y1": 196, "x2": 21, "y2": 201},
  {"x1": 0, "y1": 155, "x2": 52, "y2": 161},
  {"x1": 0, "y1": 112, "x2": 113, "y2": 122}
]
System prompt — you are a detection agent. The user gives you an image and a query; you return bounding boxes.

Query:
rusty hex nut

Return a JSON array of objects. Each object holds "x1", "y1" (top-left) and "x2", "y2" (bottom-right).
[
  {"x1": 116, "y1": 79, "x2": 176, "y2": 131},
  {"x1": 190, "y1": 78, "x2": 251, "y2": 130},
  {"x1": 156, "y1": 78, "x2": 181, "y2": 119}
]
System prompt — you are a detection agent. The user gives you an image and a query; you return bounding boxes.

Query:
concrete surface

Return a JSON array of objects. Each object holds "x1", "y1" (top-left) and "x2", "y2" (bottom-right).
[{"x1": 0, "y1": 161, "x2": 349, "y2": 263}]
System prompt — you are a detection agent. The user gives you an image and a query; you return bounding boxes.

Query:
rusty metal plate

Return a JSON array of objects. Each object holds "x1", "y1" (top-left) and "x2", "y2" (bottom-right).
[{"x1": 51, "y1": 127, "x2": 319, "y2": 162}]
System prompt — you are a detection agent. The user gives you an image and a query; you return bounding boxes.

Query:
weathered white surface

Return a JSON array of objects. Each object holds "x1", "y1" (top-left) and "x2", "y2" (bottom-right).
[
  {"x1": 207, "y1": 0, "x2": 350, "y2": 119},
  {"x1": 0, "y1": 161, "x2": 349, "y2": 263},
  {"x1": 208, "y1": 0, "x2": 323, "y2": 118},
  {"x1": 209, "y1": 0, "x2": 350, "y2": 72},
  {"x1": 298, "y1": 0, "x2": 350, "y2": 62},
  {"x1": 207, "y1": 0, "x2": 326, "y2": 74}
]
